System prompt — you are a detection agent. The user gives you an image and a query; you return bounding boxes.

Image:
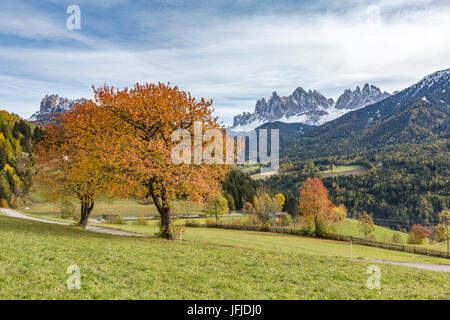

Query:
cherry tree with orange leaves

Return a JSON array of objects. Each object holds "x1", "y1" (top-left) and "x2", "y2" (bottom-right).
[
  {"x1": 35, "y1": 101, "x2": 132, "y2": 228},
  {"x1": 298, "y1": 177, "x2": 345, "y2": 236},
  {"x1": 93, "y1": 83, "x2": 228, "y2": 239}
]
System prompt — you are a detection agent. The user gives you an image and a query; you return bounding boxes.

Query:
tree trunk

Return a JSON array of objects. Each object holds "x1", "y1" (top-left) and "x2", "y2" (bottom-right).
[
  {"x1": 159, "y1": 206, "x2": 173, "y2": 239},
  {"x1": 79, "y1": 198, "x2": 94, "y2": 229},
  {"x1": 147, "y1": 182, "x2": 173, "y2": 239}
]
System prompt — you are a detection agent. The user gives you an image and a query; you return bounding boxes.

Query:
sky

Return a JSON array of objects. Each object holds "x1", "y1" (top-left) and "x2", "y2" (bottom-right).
[{"x1": 0, "y1": 0, "x2": 449, "y2": 125}]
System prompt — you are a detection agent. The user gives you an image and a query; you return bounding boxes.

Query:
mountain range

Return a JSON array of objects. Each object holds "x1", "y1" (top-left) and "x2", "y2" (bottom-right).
[
  {"x1": 30, "y1": 94, "x2": 88, "y2": 124},
  {"x1": 29, "y1": 69, "x2": 449, "y2": 150},
  {"x1": 232, "y1": 83, "x2": 390, "y2": 131},
  {"x1": 284, "y1": 68, "x2": 450, "y2": 159}
]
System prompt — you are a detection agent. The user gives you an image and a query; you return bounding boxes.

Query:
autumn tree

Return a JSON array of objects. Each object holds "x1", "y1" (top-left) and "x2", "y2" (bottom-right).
[
  {"x1": 242, "y1": 201, "x2": 255, "y2": 214},
  {"x1": 205, "y1": 193, "x2": 229, "y2": 224},
  {"x1": 35, "y1": 101, "x2": 129, "y2": 228},
  {"x1": 274, "y1": 193, "x2": 285, "y2": 209},
  {"x1": 298, "y1": 177, "x2": 340, "y2": 236},
  {"x1": 408, "y1": 224, "x2": 431, "y2": 245},
  {"x1": 93, "y1": 83, "x2": 228, "y2": 239},
  {"x1": 357, "y1": 212, "x2": 375, "y2": 240},
  {"x1": 331, "y1": 204, "x2": 347, "y2": 222},
  {"x1": 435, "y1": 210, "x2": 449, "y2": 249},
  {"x1": 254, "y1": 193, "x2": 281, "y2": 226}
]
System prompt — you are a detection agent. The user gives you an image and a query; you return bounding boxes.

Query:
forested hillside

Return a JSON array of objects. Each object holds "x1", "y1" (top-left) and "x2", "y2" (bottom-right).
[
  {"x1": 262, "y1": 70, "x2": 450, "y2": 231},
  {"x1": 0, "y1": 111, "x2": 42, "y2": 207}
]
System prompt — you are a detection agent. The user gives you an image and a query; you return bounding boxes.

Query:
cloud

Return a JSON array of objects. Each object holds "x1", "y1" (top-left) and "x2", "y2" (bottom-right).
[{"x1": 0, "y1": 0, "x2": 449, "y2": 124}]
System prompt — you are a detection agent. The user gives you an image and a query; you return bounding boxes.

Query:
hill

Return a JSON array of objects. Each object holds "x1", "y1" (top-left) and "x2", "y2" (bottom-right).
[
  {"x1": 0, "y1": 111, "x2": 42, "y2": 207},
  {"x1": 255, "y1": 121, "x2": 316, "y2": 145}
]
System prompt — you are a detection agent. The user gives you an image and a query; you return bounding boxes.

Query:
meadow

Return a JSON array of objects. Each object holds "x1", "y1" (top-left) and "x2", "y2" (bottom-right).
[
  {"x1": 0, "y1": 215, "x2": 448, "y2": 300},
  {"x1": 321, "y1": 165, "x2": 363, "y2": 174},
  {"x1": 24, "y1": 198, "x2": 205, "y2": 218},
  {"x1": 21, "y1": 199, "x2": 448, "y2": 252},
  {"x1": 88, "y1": 222, "x2": 450, "y2": 265}
]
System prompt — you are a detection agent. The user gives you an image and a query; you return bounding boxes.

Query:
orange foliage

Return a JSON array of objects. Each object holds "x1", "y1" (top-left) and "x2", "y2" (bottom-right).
[
  {"x1": 408, "y1": 224, "x2": 431, "y2": 244},
  {"x1": 92, "y1": 83, "x2": 229, "y2": 238},
  {"x1": 298, "y1": 177, "x2": 342, "y2": 235},
  {"x1": 35, "y1": 101, "x2": 131, "y2": 227}
]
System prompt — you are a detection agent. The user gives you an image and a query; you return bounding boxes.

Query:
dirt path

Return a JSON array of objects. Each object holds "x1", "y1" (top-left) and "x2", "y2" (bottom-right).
[
  {"x1": 357, "y1": 259, "x2": 450, "y2": 273},
  {"x1": 0, "y1": 208, "x2": 147, "y2": 237}
]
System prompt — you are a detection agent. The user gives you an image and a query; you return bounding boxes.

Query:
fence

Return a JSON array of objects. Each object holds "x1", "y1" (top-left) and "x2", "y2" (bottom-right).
[{"x1": 185, "y1": 222, "x2": 450, "y2": 259}]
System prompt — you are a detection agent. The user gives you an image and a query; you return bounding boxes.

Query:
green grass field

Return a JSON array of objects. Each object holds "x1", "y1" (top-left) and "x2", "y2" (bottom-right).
[
  {"x1": 238, "y1": 164, "x2": 261, "y2": 174},
  {"x1": 21, "y1": 201, "x2": 447, "y2": 251},
  {"x1": 250, "y1": 171, "x2": 278, "y2": 180},
  {"x1": 90, "y1": 222, "x2": 450, "y2": 265},
  {"x1": 172, "y1": 216, "x2": 410, "y2": 244},
  {"x1": 0, "y1": 215, "x2": 448, "y2": 299},
  {"x1": 23, "y1": 199, "x2": 205, "y2": 218},
  {"x1": 335, "y1": 218, "x2": 409, "y2": 243},
  {"x1": 321, "y1": 165, "x2": 362, "y2": 174}
]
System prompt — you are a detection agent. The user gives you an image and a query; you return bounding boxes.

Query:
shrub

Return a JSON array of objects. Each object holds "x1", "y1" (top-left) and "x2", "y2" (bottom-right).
[
  {"x1": 60, "y1": 200, "x2": 77, "y2": 220},
  {"x1": 391, "y1": 233, "x2": 404, "y2": 244},
  {"x1": 315, "y1": 221, "x2": 336, "y2": 237},
  {"x1": 231, "y1": 218, "x2": 243, "y2": 226},
  {"x1": 0, "y1": 199, "x2": 8, "y2": 208},
  {"x1": 205, "y1": 218, "x2": 216, "y2": 227},
  {"x1": 169, "y1": 224, "x2": 186, "y2": 240},
  {"x1": 134, "y1": 214, "x2": 148, "y2": 225},
  {"x1": 111, "y1": 215, "x2": 124, "y2": 225},
  {"x1": 262, "y1": 221, "x2": 271, "y2": 230},
  {"x1": 408, "y1": 224, "x2": 431, "y2": 244},
  {"x1": 280, "y1": 214, "x2": 292, "y2": 226},
  {"x1": 15, "y1": 196, "x2": 24, "y2": 209},
  {"x1": 9, "y1": 194, "x2": 18, "y2": 208},
  {"x1": 247, "y1": 214, "x2": 260, "y2": 226},
  {"x1": 242, "y1": 202, "x2": 255, "y2": 214}
]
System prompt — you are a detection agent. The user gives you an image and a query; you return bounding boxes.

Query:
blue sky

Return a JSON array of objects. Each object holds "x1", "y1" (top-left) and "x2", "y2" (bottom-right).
[{"x1": 1, "y1": 0, "x2": 449, "y2": 125}]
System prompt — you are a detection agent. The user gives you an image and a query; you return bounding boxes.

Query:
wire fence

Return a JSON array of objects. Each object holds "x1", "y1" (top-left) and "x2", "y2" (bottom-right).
[{"x1": 185, "y1": 222, "x2": 450, "y2": 259}]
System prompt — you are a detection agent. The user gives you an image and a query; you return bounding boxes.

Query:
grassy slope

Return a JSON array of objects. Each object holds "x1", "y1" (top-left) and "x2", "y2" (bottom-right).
[
  {"x1": 23, "y1": 199, "x2": 205, "y2": 217},
  {"x1": 0, "y1": 215, "x2": 448, "y2": 300},
  {"x1": 20, "y1": 203, "x2": 446, "y2": 251},
  {"x1": 321, "y1": 165, "x2": 362, "y2": 174},
  {"x1": 89, "y1": 223, "x2": 450, "y2": 265},
  {"x1": 336, "y1": 219, "x2": 409, "y2": 243}
]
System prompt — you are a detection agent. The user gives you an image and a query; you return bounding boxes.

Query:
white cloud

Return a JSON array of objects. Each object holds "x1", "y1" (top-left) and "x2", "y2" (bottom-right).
[{"x1": 0, "y1": 1, "x2": 449, "y2": 124}]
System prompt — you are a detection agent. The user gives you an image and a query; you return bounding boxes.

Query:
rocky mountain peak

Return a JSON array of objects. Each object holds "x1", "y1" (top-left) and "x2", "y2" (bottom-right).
[
  {"x1": 232, "y1": 83, "x2": 389, "y2": 130},
  {"x1": 30, "y1": 94, "x2": 88, "y2": 124},
  {"x1": 335, "y1": 83, "x2": 390, "y2": 110}
]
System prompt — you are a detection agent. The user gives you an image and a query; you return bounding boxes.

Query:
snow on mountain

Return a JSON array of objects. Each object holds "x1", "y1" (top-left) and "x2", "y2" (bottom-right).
[
  {"x1": 231, "y1": 84, "x2": 390, "y2": 131},
  {"x1": 30, "y1": 94, "x2": 88, "y2": 124},
  {"x1": 406, "y1": 68, "x2": 450, "y2": 98},
  {"x1": 335, "y1": 84, "x2": 390, "y2": 110}
]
